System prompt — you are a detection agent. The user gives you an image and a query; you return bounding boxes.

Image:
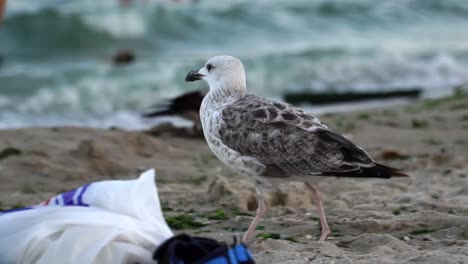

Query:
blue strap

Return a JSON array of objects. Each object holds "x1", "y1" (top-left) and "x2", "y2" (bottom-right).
[
  {"x1": 154, "y1": 234, "x2": 256, "y2": 264},
  {"x1": 205, "y1": 257, "x2": 228, "y2": 264}
]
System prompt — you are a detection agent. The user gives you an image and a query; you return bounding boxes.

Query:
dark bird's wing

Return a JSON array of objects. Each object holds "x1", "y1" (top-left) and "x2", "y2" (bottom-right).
[
  {"x1": 219, "y1": 95, "x2": 408, "y2": 179},
  {"x1": 142, "y1": 90, "x2": 206, "y2": 118}
]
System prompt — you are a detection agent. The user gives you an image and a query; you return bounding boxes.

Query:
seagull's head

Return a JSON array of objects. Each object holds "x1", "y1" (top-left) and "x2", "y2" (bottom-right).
[{"x1": 185, "y1": 55, "x2": 247, "y2": 94}]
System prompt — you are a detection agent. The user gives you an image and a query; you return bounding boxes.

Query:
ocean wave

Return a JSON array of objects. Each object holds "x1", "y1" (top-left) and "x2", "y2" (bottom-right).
[
  {"x1": 1, "y1": 0, "x2": 468, "y2": 128},
  {"x1": 0, "y1": 52, "x2": 465, "y2": 117},
  {"x1": 2, "y1": 9, "x2": 115, "y2": 54},
  {"x1": 3, "y1": 0, "x2": 467, "y2": 54}
]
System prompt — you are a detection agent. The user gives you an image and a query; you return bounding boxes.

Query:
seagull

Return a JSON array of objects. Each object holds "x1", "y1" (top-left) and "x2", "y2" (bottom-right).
[{"x1": 185, "y1": 55, "x2": 409, "y2": 244}]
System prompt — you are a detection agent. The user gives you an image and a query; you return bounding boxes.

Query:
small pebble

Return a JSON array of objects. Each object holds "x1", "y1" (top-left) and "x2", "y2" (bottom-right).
[
  {"x1": 306, "y1": 235, "x2": 313, "y2": 239},
  {"x1": 403, "y1": 236, "x2": 411, "y2": 241}
]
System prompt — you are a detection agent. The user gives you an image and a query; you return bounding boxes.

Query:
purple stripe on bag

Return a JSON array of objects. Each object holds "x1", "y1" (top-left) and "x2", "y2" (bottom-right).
[
  {"x1": 1, "y1": 183, "x2": 92, "y2": 216},
  {"x1": 61, "y1": 188, "x2": 78, "y2": 206},
  {"x1": 77, "y1": 183, "x2": 91, "y2": 206}
]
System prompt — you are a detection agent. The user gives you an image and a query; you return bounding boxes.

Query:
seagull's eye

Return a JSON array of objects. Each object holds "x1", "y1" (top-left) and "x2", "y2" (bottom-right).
[{"x1": 206, "y1": 64, "x2": 214, "y2": 72}]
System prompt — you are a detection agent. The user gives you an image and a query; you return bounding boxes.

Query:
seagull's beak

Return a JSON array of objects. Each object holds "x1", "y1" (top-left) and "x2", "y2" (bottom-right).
[{"x1": 185, "y1": 70, "x2": 204, "y2": 82}]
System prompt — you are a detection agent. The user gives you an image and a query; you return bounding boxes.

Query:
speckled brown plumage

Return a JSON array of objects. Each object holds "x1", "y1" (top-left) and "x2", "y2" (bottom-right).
[
  {"x1": 218, "y1": 94, "x2": 400, "y2": 179},
  {"x1": 188, "y1": 55, "x2": 409, "y2": 244}
]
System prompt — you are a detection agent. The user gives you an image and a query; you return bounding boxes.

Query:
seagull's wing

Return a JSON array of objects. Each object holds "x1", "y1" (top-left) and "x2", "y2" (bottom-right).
[{"x1": 220, "y1": 95, "x2": 407, "y2": 178}]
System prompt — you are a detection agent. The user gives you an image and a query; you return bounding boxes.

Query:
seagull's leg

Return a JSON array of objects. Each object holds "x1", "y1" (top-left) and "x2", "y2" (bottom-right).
[
  {"x1": 304, "y1": 182, "x2": 331, "y2": 241},
  {"x1": 242, "y1": 187, "x2": 267, "y2": 244}
]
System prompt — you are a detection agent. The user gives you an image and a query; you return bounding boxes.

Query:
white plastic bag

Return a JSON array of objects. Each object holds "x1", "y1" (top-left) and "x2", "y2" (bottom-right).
[{"x1": 0, "y1": 169, "x2": 173, "y2": 264}]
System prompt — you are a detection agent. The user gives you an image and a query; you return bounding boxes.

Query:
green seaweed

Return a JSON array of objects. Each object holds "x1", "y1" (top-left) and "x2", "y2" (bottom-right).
[
  {"x1": 415, "y1": 153, "x2": 430, "y2": 158},
  {"x1": 161, "y1": 206, "x2": 173, "y2": 212},
  {"x1": 338, "y1": 121, "x2": 356, "y2": 133},
  {"x1": 411, "y1": 119, "x2": 428, "y2": 128},
  {"x1": 382, "y1": 110, "x2": 398, "y2": 117},
  {"x1": 1, "y1": 203, "x2": 25, "y2": 212},
  {"x1": 257, "y1": 232, "x2": 281, "y2": 239},
  {"x1": 357, "y1": 113, "x2": 370, "y2": 120},
  {"x1": 207, "y1": 209, "x2": 229, "y2": 220},
  {"x1": 461, "y1": 231, "x2": 468, "y2": 240},
  {"x1": 231, "y1": 207, "x2": 253, "y2": 216},
  {"x1": 422, "y1": 89, "x2": 468, "y2": 110},
  {"x1": 165, "y1": 215, "x2": 205, "y2": 230},
  {"x1": 423, "y1": 99, "x2": 447, "y2": 110},
  {"x1": 0, "y1": 147, "x2": 21, "y2": 160},
  {"x1": 322, "y1": 113, "x2": 337, "y2": 118},
  {"x1": 410, "y1": 229, "x2": 435, "y2": 236},
  {"x1": 256, "y1": 232, "x2": 298, "y2": 243},
  {"x1": 256, "y1": 225, "x2": 266, "y2": 230},
  {"x1": 423, "y1": 138, "x2": 442, "y2": 145},
  {"x1": 283, "y1": 236, "x2": 298, "y2": 243},
  {"x1": 332, "y1": 230, "x2": 343, "y2": 237},
  {"x1": 389, "y1": 154, "x2": 411, "y2": 160},
  {"x1": 11, "y1": 204, "x2": 24, "y2": 209},
  {"x1": 308, "y1": 216, "x2": 320, "y2": 221},
  {"x1": 392, "y1": 208, "x2": 401, "y2": 215},
  {"x1": 223, "y1": 226, "x2": 248, "y2": 232},
  {"x1": 450, "y1": 103, "x2": 468, "y2": 111}
]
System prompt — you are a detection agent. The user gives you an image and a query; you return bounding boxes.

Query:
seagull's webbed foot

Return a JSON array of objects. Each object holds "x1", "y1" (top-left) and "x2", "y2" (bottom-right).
[
  {"x1": 242, "y1": 187, "x2": 267, "y2": 245},
  {"x1": 304, "y1": 182, "x2": 331, "y2": 241}
]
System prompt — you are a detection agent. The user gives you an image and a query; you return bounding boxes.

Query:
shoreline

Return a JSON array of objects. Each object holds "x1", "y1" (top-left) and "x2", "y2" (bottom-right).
[
  {"x1": 0, "y1": 87, "x2": 464, "y2": 130},
  {"x1": 0, "y1": 96, "x2": 429, "y2": 130}
]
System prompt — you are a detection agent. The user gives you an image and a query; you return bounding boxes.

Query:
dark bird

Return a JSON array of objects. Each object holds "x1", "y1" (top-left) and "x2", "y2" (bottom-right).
[
  {"x1": 112, "y1": 49, "x2": 136, "y2": 65},
  {"x1": 142, "y1": 90, "x2": 206, "y2": 126}
]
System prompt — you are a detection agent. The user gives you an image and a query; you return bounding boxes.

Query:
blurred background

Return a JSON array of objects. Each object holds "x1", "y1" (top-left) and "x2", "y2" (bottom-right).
[{"x1": 0, "y1": 0, "x2": 467, "y2": 129}]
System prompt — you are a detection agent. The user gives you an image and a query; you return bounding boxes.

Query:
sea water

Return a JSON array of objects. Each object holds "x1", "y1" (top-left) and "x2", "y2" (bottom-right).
[{"x1": 0, "y1": 0, "x2": 467, "y2": 129}]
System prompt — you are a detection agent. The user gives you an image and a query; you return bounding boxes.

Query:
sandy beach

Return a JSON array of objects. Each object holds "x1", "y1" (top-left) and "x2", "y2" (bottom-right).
[{"x1": 1, "y1": 94, "x2": 467, "y2": 263}]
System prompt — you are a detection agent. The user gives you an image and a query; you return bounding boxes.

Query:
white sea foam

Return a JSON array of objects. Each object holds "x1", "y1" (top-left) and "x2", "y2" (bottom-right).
[
  {"x1": 83, "y1": 11, "x2": 147, "y2": 38},
  {"x1": 0, "y1": 110, "x2": 193, "y2": 130}
]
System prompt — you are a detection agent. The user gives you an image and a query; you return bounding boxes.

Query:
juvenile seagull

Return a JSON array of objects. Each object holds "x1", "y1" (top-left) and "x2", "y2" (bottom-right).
[{"x1": 185, "y1": 55, "x2": 409, "y2": 244}]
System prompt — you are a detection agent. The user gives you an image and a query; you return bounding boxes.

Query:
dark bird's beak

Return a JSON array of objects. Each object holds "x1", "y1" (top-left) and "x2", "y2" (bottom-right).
[{"x1": 185, "y1": 70, "x2": 204, "y2": 82}]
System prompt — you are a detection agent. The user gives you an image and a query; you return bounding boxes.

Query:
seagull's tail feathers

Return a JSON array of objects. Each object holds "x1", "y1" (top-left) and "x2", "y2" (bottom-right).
[
  {"x1": 371, "y1": 163, "x2": 411, "y2": 178},
  {"x1": 323, "y1": 163, "x2": 410, "y2": 179}
]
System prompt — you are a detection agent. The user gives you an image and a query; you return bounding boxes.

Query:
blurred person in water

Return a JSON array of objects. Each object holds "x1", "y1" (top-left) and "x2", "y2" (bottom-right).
[{"x1": 0, "y1": 0, "x2": 6, "y2": 26}]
